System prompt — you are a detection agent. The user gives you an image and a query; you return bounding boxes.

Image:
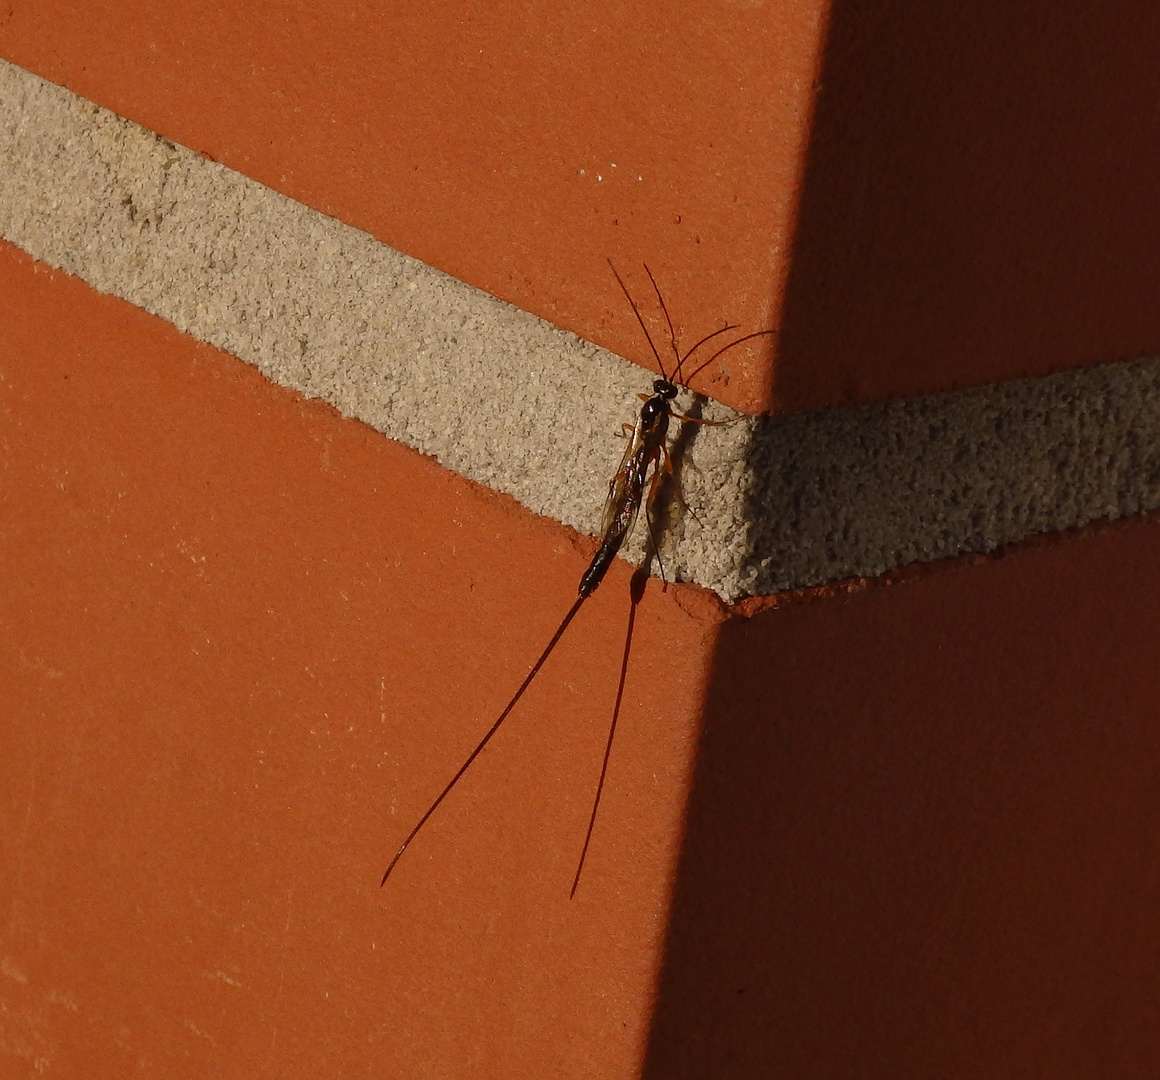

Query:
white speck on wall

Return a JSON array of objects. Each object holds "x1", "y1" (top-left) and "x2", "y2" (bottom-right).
[{"x1": 1, "y1": 957, "x2": 29, "y2": 983}]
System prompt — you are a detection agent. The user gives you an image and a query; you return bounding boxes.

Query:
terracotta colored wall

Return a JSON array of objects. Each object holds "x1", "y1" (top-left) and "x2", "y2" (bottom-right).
[
  {"x1": 0, "y1": 242, "x2": 718, "y2": 1077},
  {"x1": 6, "y1": 1, "x2": 1160, "y2": 1077},
  {"x1": 775, "y1": 2, "x2": 1160, "y2": 410},
  {"x1": 0, "y1": 0, "x2": 820, "y2": 414},
  {"x1": 10, "y1": 242, "x2": 1160, "y2": 1075},
  {"x1": 6, "y1": 3, "x2": 1160, "y2": 413},
  {"x1": 649, "y1": 520, "x2": 1160, "y2": 1075}
]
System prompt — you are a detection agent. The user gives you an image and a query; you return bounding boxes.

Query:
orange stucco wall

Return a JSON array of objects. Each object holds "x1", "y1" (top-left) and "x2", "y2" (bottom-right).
[
  {"x1": 6, "y1": 2, "x2": 1160, "y2": 1076},
  {"x1": 0, "y1": 0, "x2": 818, "y2": 413},
  {"x1": 650, "y1": 519, "x2": 1160, "y2": 1075},
  {"x1": 8, "y1": 3, "x2": 1160, "y2": 413},
  {"x1": 9, "y1": 234, "x2": 1160, "y2": 1075},
  {"x1": 1, "y1": 241, "x2": 720, "y2": 1076}
]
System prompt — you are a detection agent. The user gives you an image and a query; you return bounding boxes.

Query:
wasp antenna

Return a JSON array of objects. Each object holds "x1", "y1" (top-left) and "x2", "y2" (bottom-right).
[
  {"x1": 608, "y1": 258, "x2": 669, "y2": 381},
  {"x1": 675, "y1": 323, "x2": 738, "y2": 386},
  {"x1": 642, "y1": 264, "x2": 682, "y2": 378},
  {"x1": 681, "y1": 328, "x2": 777, "y2": 387}
]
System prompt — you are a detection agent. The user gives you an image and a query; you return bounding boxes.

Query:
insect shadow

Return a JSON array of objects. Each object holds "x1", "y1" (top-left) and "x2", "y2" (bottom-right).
[{"x1": 381, "y1": 261, "x2": 773, "y2": 894}]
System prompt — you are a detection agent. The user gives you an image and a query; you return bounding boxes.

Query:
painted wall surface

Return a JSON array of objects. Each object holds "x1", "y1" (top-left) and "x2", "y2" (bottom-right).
[
  {"x1": 7, "y1": 4, "x2": 1160, "y2": 412},
  {"x1": 649, "y1": 520, "x2": 1160, "y2": 1076},
  {"x1": 0, "y1": 0, "x2": 820, "y2": 413},
  {"x1": 5, "y1": 1, "x2": 1160, "y2": 1076},
  {"x1": 8, "y1": 236, "x2": 1160, "y2": 1075},
  {"x1": 0, "y1": 243, "x2": 718, "y2": 1077}
]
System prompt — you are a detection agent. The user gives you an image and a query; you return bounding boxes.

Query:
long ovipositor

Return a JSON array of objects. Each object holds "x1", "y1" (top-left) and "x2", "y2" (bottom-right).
[{"x1": 380, "y1": 261, "x2": 774, "y2": 892}]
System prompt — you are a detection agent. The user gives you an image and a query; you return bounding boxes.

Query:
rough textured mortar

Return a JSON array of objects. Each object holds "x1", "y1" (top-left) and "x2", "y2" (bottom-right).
[{"x1": 4, "y1": 58, "x2": 1160, "y2": 601}]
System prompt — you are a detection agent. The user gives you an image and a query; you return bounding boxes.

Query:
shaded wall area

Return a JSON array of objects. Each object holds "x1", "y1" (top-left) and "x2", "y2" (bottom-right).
[
  {"x1": 776, "y1": 1, "x2": 1160, "y2": 411},
  {"x1": 646, "y1": 518, "x2": 1160, "y2": 1076}
]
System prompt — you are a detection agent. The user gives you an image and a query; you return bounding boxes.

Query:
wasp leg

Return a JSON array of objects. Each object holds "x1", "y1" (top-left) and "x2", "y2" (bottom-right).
[
  {"x1": 658, "y1": 440, "x2": 702, "y2": 528},
  {"x1": 642, "y1": 458, "x2": 670, "y2": 590}
]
